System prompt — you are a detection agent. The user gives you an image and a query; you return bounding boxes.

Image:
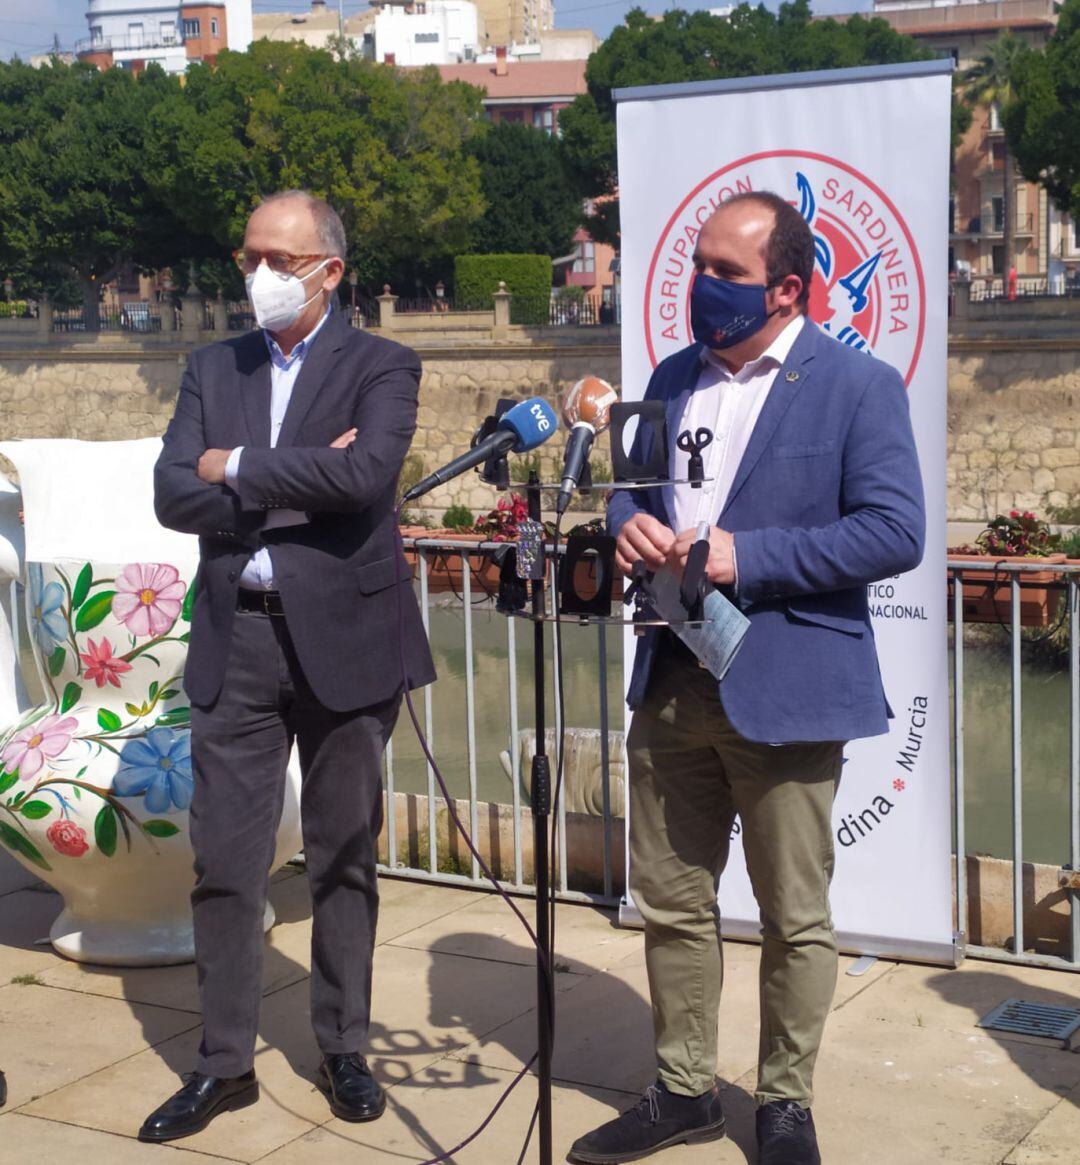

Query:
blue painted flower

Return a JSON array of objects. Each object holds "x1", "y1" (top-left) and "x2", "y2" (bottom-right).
[
  {"x1": 28, "y1": 563, "x2": 67, "y2": 658},
  {"x1": 113, "y1": 728, "x2": 193, "y2": 814}
]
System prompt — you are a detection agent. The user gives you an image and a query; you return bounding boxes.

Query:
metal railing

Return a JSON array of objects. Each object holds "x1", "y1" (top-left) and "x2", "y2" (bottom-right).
[
  {"x1": 380, "y1": 536, "x2": 620, "y2": 906},
  {"x1": 376, "y1": 539, "x2": 1080, "y2": 970},
  {"x1": 75, "y1": 33, "x2": 185, "y2": 55},
  {"x1": 949, "y1": 557, "x2": 1079, "y2": 972}
]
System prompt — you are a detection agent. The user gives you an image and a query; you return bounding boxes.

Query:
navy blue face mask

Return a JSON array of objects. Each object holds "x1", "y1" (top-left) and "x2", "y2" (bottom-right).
[{"x1": 689, "y1": 273, "x2": 778, "y2": 350}]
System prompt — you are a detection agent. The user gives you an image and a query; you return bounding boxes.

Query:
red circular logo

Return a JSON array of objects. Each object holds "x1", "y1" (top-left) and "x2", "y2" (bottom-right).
[{"x1": 643, "y1": 150, "x2": 925, "y2": 385}]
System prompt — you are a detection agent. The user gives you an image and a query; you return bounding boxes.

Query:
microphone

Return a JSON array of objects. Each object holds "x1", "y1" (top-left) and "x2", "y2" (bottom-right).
[
  {"x1": 555, "y1": 375, "x2": 619, "y2": 516},
  {"x1": 402, "y1": 398, "x2": 557, "y2": 503}
]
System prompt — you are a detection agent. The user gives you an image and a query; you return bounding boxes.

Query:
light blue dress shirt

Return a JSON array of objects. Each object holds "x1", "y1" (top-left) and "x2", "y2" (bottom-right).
[{"x1": 225, "y1": 307, "x2": 332, "y2": 590}]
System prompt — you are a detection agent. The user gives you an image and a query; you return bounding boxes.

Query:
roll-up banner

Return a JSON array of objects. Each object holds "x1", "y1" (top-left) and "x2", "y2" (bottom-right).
[{"x1": 615, "y1": 61, "x2": 956, "y2": 964}]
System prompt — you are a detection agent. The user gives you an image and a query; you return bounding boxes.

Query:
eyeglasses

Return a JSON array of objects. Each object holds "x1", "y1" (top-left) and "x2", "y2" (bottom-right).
[{"x1": 233, "y1": 249, "x2": 327, "y2": 277}]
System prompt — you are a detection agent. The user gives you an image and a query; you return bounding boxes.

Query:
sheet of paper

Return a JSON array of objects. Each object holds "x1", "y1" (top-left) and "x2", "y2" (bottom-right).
[{"x1": 648, "y1": 565, "x2": 749, "y2": 682}]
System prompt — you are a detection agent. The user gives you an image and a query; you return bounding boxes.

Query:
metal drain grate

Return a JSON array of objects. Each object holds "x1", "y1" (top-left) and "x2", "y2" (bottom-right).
[{"x1": 978, "y1": 998, "x2": 1080, "y2": 1049}]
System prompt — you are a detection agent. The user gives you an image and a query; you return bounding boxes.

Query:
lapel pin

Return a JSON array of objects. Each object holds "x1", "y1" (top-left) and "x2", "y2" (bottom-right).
[{"x1": 785, "y1": 370, "x2": 800, "y2": 382}]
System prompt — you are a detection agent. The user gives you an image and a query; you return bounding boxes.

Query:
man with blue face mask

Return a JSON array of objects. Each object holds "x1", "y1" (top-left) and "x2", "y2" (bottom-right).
[
  {"x1": 569, "y1": 192, "x2": 924, "y2": 1165},
  {"x1": 147, "y1": 191, "x2": 435, "y2": 1142}
]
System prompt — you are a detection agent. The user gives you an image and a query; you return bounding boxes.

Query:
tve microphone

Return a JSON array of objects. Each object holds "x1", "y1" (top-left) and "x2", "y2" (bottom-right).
[
  {"x1": 402, "y1": 398, "x2": 557, "y2": 503},
  {"x1": 555, "y1": 375, "x2": 619, "y2": 515}
]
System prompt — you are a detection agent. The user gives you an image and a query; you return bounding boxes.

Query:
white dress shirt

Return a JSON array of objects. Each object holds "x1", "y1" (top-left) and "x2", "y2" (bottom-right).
[
  {"x1": 672, "y1": 315, "x2": 804, "y2": 535},
  {"x1": 225, "y1": 307, "x2": 332, "y2": 590}
]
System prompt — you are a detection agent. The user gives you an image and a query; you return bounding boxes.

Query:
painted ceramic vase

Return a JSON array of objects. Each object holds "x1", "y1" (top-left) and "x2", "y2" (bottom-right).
[{"x1": 0, "y1": 558, "x2": 303, "y2": 966}]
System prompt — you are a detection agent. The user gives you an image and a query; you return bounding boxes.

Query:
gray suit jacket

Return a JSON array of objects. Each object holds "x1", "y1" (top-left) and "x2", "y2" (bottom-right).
[{"x1": 154, "y1": 310, "x2": 435, "y2": 711}]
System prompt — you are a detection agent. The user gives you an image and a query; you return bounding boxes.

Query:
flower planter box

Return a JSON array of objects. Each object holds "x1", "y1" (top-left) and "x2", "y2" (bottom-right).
[
  {"x1": 400, "y1": 530, "x2": 501, "y2": 597},
  {"x1": 946, "y1": 553, "x2": 1067, "y2": 627}
]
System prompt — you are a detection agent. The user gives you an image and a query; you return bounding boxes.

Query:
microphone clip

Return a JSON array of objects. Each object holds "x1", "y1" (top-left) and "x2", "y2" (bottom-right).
[{"x1": 677, "y1": 427, "x2": 714, "y2": 489}]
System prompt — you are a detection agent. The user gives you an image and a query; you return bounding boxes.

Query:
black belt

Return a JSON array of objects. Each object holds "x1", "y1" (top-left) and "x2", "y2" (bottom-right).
[{"x1": 236, "y1": 589, "x2": 285, "y2": 616}]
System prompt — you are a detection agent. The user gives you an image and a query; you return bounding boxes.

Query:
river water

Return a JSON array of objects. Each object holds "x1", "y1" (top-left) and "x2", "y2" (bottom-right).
[{"x1": 13, "y1": 590, "x2": 1073, "y2": 867}]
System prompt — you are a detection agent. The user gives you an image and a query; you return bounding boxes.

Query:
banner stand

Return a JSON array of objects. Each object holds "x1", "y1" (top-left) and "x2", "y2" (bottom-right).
[{"x1": 613, "y1": 60, "x2": 957, "y2": 968}]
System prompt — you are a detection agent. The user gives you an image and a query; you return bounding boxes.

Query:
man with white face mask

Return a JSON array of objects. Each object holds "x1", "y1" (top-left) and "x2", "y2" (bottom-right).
[{"x1": 147, "y1": 191, "x2": 434, "y2": 1142}]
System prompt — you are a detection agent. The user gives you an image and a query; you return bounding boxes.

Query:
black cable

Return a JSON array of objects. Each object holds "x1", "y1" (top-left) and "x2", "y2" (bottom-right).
[{"x1": 392, "y1": 509, "x2": 558, "y2": 1163}]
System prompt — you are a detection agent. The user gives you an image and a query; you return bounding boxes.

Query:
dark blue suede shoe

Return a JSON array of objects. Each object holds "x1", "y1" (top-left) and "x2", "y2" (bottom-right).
[
  {"x1": 756, "y1": 1100, "x2": 821, "y2": 1165},
  {"x1": 568, "y1": 1081, "x2": 726, "y2": 1164}
]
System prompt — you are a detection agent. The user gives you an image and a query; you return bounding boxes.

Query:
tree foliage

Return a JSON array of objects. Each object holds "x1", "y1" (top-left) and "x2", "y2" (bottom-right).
[
  {"x1": 1006, "y1": 0, "x2": 1080, "y2": 222},
  {"x1": 467, "y1": 121, "x2": 582, "y2": 257},
  {"x1": 558, "y1": 0, "x2": 938, "y2": 246},
  {"x1": 959, "y1": 30, "x2": 1027, "y2": 275},
  {"x1": 0, "y1": 59, "x2": 202, "y2": 322},
  {"x1": 143, "y1": 41, "x2": 487, "y2": 291}
]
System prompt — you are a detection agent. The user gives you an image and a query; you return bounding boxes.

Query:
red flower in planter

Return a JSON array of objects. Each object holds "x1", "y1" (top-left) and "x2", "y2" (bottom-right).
[{"x1": 46, "y1": 820, "x2": 89, "y2": 858}]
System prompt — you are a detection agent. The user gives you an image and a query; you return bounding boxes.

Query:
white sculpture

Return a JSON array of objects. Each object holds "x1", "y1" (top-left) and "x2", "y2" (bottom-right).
[{"x1": 0, "y1": 439, "x2": 303, "y2": 966}]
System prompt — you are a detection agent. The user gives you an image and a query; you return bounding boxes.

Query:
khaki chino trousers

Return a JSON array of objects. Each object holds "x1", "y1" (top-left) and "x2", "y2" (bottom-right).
[{"x1": 628, "y1": 640, "x2": 843, "y2": 1106}]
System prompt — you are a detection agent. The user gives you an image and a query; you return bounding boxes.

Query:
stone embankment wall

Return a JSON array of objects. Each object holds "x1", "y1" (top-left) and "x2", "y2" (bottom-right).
[
  {"x1": 2, "y1": 309, "x2": 1079, "y2": 521},
  {"x1": 0, "y1": 327, "x2": 620, "y2": 517}
]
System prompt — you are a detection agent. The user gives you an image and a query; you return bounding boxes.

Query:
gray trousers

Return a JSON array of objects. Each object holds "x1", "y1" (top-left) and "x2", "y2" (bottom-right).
[{"x1": 189, "y1": 608, "x2": 401, "y2": 1078}]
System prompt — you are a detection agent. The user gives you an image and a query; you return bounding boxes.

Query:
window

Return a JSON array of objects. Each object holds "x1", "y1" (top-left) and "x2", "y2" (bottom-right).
[
  {"x1": 414, "y1": 31, "x2": 439, "y2": 42},
  {"x1": 182, "y1": 18, "x2": 201, "y2": 38},
  {"x1": 948, "y1": 198, "x2": 955, "y2": 233},
  {"x1": 211, "y1": 18, "x2": 219, "y2": 37},
  {"x1": 532, "y1": 107, "x2": 554, "y2": 134},
  {"x1": 1073, "y1": 217, "x2": 1079, "y2": 251},
  {"x1": 90, "y1": 25, "x2": 103, "y2": 44},
  {"x1": 128, "y1": 22, "x2": 143, "y2": 45},
  {"x1": 572, "y1": 241, "x2": 595, "y2": 275},
  {"x1": 991, "y1": 244, "x2": 1005, "y2": 275},
  {"x1": 989, "y1": 103, "x2": 1002, "y2": 132},
  {"x1": 161, "y1": 20, "x2": 176, "y2": 42},
  {"x1": 991, "y1": 196, "x2": 1004, "y2": 233},
  {"x1": 991, "y1": 141, "x2": 1005, "y2": 171}
]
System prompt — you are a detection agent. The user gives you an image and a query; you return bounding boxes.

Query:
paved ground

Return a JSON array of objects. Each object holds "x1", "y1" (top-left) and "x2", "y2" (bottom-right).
[{"x1": 1, "y1": 868, "x2": 1079, "y2": 1164}]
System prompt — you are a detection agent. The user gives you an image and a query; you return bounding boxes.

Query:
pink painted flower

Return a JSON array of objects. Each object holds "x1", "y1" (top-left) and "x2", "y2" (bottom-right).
[
  {"x1": 79, "y1": 637, "x2": 133, "y2": 689},
  {"x1": 46, "y1": 820, "x2": 89, "y2": 858},
  {"x1": 111, "y1": 563, "x2": 186, "y2": 638},
  {"x1": 1, "y1": 713, "x2": 79, "y2": 782}
]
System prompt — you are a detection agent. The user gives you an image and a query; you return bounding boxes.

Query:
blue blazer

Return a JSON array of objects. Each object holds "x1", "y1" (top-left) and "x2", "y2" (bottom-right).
[{"x1": 608, "y1": 320, "x2": 925, "y2": 744}]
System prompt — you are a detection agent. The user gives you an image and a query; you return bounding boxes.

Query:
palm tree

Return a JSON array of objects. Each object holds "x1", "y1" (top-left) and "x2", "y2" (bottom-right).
[{"x1": 959, "y1": 31, "x2": 1026, "y2": 286}]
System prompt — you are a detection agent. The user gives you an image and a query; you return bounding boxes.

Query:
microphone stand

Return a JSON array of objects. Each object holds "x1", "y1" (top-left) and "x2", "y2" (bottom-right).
[{"x1": 527, "y1": 470, "x2": 555, "y2": 1165}]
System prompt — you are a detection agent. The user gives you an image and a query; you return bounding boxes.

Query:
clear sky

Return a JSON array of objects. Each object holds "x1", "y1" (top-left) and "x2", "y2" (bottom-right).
[{"x1": 0, "y1": 0, "x2": 872, "y2": 62}]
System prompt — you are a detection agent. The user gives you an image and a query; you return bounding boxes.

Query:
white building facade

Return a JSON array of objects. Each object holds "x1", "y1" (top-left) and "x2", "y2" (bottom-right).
[
  {"x1": 79, "y1": 0, "x2": 251, "y2": 73},
  {"x1": 369, "y1": 0, "x2": 482, "y2": 66}
]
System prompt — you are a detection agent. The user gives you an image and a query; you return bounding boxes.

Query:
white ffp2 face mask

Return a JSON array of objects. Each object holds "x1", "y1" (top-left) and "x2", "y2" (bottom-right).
[{"x1": 245, "y1": 259, "x2": 330, "y2": 332}]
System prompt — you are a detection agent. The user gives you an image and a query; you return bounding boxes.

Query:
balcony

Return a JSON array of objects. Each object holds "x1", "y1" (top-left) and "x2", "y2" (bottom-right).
[
  {"x1": 950, "y1": 213, "x2": 1035, "y2": 239},
  {"x1": 75, "y1": 32, "x2": 185, "y2": 56}
]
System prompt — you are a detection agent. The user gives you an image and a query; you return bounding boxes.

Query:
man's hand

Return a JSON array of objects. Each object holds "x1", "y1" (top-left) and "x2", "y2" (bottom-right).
[
  {"x1": 197, "y1": 449, "x2": 232, "y2": 485},
  {"x1": 670, "y1": 526, "x2": 736, "y2": 585},
  {"x1": 330, "y1": 428, "x2": 358, "y2": 449},
  {"x1": 615, "y1": 512, "x2": 676, "y2": 576}
]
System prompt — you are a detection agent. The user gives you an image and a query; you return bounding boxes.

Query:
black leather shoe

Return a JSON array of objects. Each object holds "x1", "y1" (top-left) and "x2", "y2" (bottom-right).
[
  {"x1": 138, "y1": 1070, "x2": 258, "y2": 1142},
  {"x1": 756, "y1": 1100, "x2": 821, "y2": 1165},
  {"x1": 316, "y1": 1052, "x2": 385, "y2": 1122},
  {"x1": 568, "y1": 1081, "x2": 726, "y2": 1164}
]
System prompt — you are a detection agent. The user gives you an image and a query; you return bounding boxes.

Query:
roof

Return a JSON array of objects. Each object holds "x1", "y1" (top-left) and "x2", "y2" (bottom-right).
[{"x1": 433, "y1": 59, "x2": 587, "y2": 100}]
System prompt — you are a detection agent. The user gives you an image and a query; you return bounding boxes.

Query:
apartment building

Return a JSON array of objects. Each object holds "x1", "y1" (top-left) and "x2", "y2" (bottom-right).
[
  {"x1": 77, "y1": 0, "x2": 252, "y2": 73},
  {"x1": 861, "y1": 0, "x2": 1066, "y2": 278}
]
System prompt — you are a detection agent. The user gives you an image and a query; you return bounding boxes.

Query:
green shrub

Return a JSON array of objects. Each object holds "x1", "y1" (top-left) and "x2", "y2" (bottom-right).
[
  {"x1": 454, "y1": 254, "x2": 552, "y2": 322},
  {"x1": 442, "y1": 503, "x2": 474, "y2": 531}
]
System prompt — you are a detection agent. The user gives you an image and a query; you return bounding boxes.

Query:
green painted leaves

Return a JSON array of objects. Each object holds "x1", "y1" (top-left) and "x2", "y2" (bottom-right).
[
  {"x1": 19, "y1": 800, "x2": 51, "y2": 820},
  {"x1": 143, "y1": 819, "x2": 180, "y2": 839},
  {"x1": 60, "y1": 683, "x2": 81, "y2": 715},
  {"x1": 75, "y1": 591, "x2": 116, "y2": 633},
  {"x1": 47, "y1": 646, "x2": 65, "y2": 677},
  {"x1": 0, "y1": 769, "x2": 17, "y2": 797},
  {"x1": 71, "y1": 563, "x2": 93, "y2": 610},
  {"x1": 94, "y1": 804, "x2": 118, "y2": 858},
  {"x1": 97, "y1": 708, "x2": 122, "y2": 733},
  {"x1": 155, "y1": 707, "x2": 191, "y2": 728},
  {"x1": 0, "y1": 821, "x2": 51, "y2": 871}
]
